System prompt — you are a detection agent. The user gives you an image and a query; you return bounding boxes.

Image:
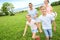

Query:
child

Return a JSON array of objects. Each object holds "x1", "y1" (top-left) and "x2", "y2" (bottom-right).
[
  {"x1": 44, "y1": 0, "x2": 57, "y2": 18},
  {"x1": 23, "y1": 14, "x2": 41, "y2": 40},
  {"x1": 44, "y1": 0, "x2": 52, "y2": 14},
  {"x1": 37, "y1": 6, "x2": 56, "y2": 40}
]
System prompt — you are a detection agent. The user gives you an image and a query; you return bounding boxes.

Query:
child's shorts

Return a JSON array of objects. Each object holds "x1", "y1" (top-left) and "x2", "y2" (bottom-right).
[
  {"x1": 32, "y1": 29, "x2": 38, "y2": 33},
  {"x1": 32, "y1": 18, "x2": 38, "y2": 21},
  {"x1": 43, "y1": 29, "x2": 52, "y2": 37}
]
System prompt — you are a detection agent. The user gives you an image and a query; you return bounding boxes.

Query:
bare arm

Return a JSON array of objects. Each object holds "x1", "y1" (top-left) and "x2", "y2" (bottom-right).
[
  {"x1": 23, "y1": 24, "x2": 28, "y2": 36},
  {"x1": 52, "y1": 20, "x2": 56, "y2": 32},
  {"x1": 34, "y1": 14, "x2": 38, "y2": 18},
  {"x1": 38, "y1": 22, "x2": 42, "y2": 33},
  {"x1": 50, "y1": 6, "x2": 53, "y2": 13},
  {"x1": 35, "y1": 22, "x2": 42, "y2": 33}
]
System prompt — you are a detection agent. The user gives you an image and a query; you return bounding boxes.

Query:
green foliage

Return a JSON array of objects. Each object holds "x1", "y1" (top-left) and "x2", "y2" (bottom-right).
[
  {"x1": 1, "y1": 2, "x2": 14, "y2": 16},
  {"x1": 0, "y1": 9, "x2": 5, "y2": 16},
  {"x1": 36, "y1": 7, "x2": 39, "y2": 10},
  {"x1": 51, "y1": 1, "x2": 60, "y2": 6},
  {"x1": 0, "y1": 13, "x2": 5, "y2": 16},
  {"x1": 0, "y1": 5, "x2": 60, "y2": 40},
  {"x1": 10, "y1": 11, "x2": 15, "y2": 16}
]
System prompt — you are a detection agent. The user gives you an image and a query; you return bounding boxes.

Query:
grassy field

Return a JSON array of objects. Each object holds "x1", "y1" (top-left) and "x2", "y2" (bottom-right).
[{"x1": 0, "y1": 5, "x2": 60, "y2": 40}]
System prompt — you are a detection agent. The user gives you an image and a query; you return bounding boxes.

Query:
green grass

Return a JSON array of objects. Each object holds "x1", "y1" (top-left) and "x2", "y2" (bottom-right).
[{"x1": 0, "y1": 5, "x2": 60, "y2": 40}]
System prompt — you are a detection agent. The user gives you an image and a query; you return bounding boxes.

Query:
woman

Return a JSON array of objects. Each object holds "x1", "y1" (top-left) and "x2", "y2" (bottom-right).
[
  {"x1": 44, "y1": 0, "x2": 53, "y2": 14},
  {"x1": 44, "y1": 0, "x2": 57, "y2": 17}
]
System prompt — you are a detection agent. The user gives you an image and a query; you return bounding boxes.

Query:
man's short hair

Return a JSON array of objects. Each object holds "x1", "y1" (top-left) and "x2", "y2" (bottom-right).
[{"x1": 29, "y1": 3, "x2": 32, "y2": 4}]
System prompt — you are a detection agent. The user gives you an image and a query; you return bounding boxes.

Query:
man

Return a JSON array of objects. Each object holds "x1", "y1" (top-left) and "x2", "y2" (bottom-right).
[{"x1": 27, "y1": 3, "x2": 38, "y2": 20}]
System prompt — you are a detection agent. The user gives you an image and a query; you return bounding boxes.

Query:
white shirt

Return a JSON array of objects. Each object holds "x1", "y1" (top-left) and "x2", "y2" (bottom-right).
[
  {"x1": 28, "y1": 8, "x2": 37, "y2": 19},
  {"x1": 26, "y1": 19, "x2": 37, "y2": 31},
  {"x1": 38, "y1": 14, "x2": 55, "y2": 29}
]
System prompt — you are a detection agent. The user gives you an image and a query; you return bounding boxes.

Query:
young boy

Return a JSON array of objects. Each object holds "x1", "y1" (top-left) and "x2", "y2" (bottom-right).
[
  {"x1": 23, "y1": 15, "x2": 41, "y2": 40},
  {"x1": 37, "y1": 6, "x2": 56, "y2": 40}
]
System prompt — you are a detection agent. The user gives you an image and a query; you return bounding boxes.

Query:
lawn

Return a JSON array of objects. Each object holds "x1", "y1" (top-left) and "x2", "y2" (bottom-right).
[{"x1": 0, "y1": 5, "x2": 60, "y2": 40}]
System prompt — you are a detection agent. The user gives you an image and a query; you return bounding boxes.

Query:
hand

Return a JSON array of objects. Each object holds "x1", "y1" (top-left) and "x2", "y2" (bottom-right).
[
  {"x1": 40, "y1": 30, "x2": 42, "y2": 33},
  {"x1": 34, "y1": 15, "x2": 37, "y2": 19},
  {"x1": 23, "y1": 34, "x2": 25, "y2": 36}
]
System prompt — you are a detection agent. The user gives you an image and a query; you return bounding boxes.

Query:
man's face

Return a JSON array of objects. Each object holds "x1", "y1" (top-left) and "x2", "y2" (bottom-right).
[{"x1": 29, "y1": 4, "x2": 33, "y2": 8}]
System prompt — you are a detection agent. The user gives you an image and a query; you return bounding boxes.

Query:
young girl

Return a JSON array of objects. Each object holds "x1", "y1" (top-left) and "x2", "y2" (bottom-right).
[
  {"x1": 23, "y1": 15, "x2": 41, "y2": 40},
  {"x1": 44, "y1": 0, "x2": 57, "y2": 18}
]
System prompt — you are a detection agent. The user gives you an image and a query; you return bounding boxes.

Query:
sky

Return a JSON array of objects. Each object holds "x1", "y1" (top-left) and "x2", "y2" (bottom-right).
[{"x1": 0, "y1": 0, "x2": 59, "y2": 10}]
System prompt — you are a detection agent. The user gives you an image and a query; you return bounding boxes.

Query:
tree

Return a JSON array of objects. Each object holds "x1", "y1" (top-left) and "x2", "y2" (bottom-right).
[{"x1": 1, "y1": 2, "x2": 14, "y2": 15}]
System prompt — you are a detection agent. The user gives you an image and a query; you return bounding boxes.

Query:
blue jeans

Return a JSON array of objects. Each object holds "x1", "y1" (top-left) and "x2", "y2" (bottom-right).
[{"x1": 43, "y1": 29, "x2": 52, "y2": 37}]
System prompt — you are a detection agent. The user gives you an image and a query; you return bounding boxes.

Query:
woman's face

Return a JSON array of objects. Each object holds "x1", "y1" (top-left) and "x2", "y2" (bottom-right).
[{"x1": 44, "y1": 0, "x2": 49, "y2": 5}]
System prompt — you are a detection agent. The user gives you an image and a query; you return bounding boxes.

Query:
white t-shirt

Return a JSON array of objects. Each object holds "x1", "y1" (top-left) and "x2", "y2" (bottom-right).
[
  {"x1": 27, "y1": 8, "x2": 37, "y2": 19},
  {"x1": 38, "y1": 14, "x2": 55, "y2": 29},
  {"x1": 26, "y1": 19, "x2": 37, "y2": 31}
]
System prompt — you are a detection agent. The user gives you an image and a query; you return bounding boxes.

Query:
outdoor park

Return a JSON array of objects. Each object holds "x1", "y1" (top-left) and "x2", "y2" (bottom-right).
[{"x1": 0, "y1": 0, "x2": 60, "y2": 40}]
